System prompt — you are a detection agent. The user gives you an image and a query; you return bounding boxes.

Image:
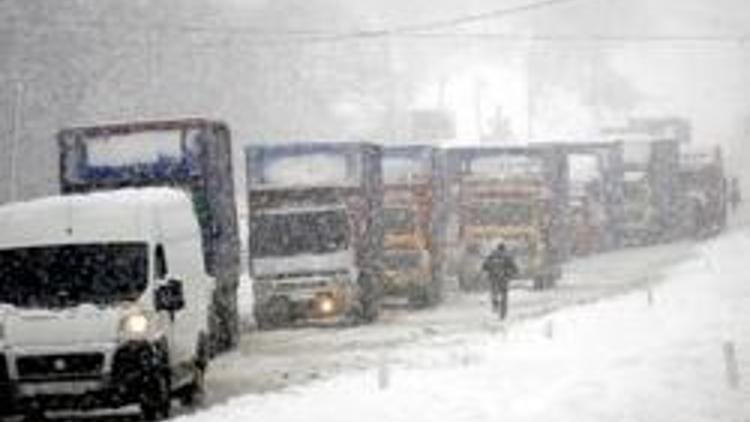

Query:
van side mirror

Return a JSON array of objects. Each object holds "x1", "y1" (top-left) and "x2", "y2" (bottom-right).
[{"x1": 155, "y1": 279, "x2": 185, "y2": 314}]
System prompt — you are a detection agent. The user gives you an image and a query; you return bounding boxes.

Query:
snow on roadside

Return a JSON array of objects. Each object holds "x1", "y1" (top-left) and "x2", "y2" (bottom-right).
[{"x1": 188, "y1": 232, "x2": 750, "y2": 422}]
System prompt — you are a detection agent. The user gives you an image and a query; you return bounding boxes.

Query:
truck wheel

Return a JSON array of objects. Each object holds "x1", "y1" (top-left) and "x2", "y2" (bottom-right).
[
  {"x1": 533, "y1": 275, "x2": 557, "y2": 290},
  {"x1": 533, "y1": 276, "x2": 554, "y2": 290},
  {"x1": 343, "y1": 298, "x2": 379, "y2": 326},
  {"x1": 254, "y1": 311, "x2": 272, "y2": 330},
  {"x1": 258, "y1": 297, "x2": 293, "y2": 329},
  {"x1": 533, "y1": 276, "x2": 544, "y2": 290},
  {"x1": 140, "y1": 372, "x2": 171, "y2": 421},
  {"x1": 360, "y1": 298, "x2": 380, "y2": 323},
  {"x1": 23, "y1": 407, "x2": 45, "y2": 422},
  {"x1": 0, "y1": 394, "x2": 16, "y2": 417},
  {"x1": 407, "y1": 286, "x2": 429, "y2": 309}
]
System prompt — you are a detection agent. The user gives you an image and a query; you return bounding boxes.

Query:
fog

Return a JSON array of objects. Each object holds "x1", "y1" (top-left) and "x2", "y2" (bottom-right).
[{"x1": 1, "y1": 0, "x2": 749, "y2": 203}]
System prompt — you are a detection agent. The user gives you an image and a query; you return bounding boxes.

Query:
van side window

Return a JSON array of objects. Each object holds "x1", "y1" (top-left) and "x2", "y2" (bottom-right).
[{"x1": 155, "y1": 245, "x2": 168, "y2": 279}]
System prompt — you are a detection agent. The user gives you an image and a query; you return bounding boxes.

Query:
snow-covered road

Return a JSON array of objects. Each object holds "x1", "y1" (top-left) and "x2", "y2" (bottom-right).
[
  {"x1": 181, "y1": 231, "x2": 750, "y2": 422},
  {"x1": 203, "y1": 240, "x2": 697, "y2": 406}
]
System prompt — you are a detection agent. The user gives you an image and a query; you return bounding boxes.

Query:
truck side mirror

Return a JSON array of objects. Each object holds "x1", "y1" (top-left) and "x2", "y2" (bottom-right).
[{"x1": 155, "y1": 279, "x2": 185, "y2": 314}]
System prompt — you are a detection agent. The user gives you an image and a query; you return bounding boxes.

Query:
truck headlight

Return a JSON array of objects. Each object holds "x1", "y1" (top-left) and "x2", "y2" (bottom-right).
[
  {"x1": 315, "y1": 295, "x2": 337, "y2": 316},
  {"x1": 319, "y1": 296, "x2": 336, "y2": 315},
  {"x1": 120, "y1": 314, "x2": 150, "y2": 337}
]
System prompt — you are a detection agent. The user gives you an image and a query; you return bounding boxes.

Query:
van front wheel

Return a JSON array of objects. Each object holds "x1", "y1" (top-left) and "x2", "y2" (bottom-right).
[{"x1": 140, "y1": 372, "x2": 171, "y2": 421}]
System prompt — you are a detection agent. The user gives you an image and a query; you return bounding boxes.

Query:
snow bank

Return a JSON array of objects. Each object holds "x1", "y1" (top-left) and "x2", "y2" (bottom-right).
[{"x1": 187, "y1": 231, "x2": 750, "y2": 422}]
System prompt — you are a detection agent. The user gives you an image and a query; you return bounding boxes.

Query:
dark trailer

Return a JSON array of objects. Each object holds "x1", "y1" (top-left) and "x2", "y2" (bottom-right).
[
  {"x1": 540, "y1": 141, "x2": 626, "y2": 254},
  {"x1": 57, "y1": 119, "x2": 240, "y2": 353}
]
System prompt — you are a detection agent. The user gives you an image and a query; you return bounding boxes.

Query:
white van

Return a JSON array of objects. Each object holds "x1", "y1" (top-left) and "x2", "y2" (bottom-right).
[{"x1": 0, "y1": 188, "x2": 214, "y2": 420}]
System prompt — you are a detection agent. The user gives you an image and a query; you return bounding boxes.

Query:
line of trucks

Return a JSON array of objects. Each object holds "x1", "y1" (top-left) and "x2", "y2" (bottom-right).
[{"x1": 0, "y1": 118, "x2": 735, "y2": 420}]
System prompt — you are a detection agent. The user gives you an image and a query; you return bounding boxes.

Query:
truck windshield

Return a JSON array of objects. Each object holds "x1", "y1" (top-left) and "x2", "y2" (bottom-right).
[
  {"x1": 0, "y1": 243, "x2": 148, "y2": 308},
  {"x1": 467, "y1": 203, "x2": 534, "y2": 226},
  {"x1": 383, "y1": 250, "x2": 422, "y2": 271},
  {"x1": 624, "y1": 181, "x2": 649, "y2": 203},
  {"x1": 250, "y1": 210, "x2": 350, "y2": 258},
  {"x1": 383, "y1": 208, "x2": 417, "y2": 234}
]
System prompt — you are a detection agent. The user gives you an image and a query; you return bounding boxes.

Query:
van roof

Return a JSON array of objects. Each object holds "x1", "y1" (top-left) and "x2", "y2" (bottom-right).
[{"x1": 0, "y1": 188, "x2": 193, "y2": 250}]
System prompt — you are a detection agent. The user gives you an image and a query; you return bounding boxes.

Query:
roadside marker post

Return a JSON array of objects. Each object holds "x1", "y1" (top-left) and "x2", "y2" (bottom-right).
[{"x1": 723, "y1": 341, "x2": 741, "y2": 390}]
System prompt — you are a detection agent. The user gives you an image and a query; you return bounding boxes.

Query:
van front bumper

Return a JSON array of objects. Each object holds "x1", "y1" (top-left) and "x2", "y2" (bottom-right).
[
  {"x1": 3, "y1": 377, "x2": 135, "y2": 412},
  {"x1": 0, "y1": 340, "x2": 167, "y2": 413}
]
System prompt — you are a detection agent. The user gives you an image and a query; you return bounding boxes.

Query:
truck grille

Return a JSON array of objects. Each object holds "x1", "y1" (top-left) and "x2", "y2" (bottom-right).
[
  {"x1": 16, "y1": 353, "x2": 104, "y2": 381},
  {"x1": 257, "y1": 269, "x2": 348, "y2": 281},
  {"x1": 277, "y1": 280, "x2": 329, "y2": 292}
]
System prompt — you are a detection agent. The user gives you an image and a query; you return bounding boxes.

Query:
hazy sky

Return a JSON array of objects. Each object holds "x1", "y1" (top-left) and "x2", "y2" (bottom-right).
[
  {"x1": 1, "y1": 0, "x2": 749, "y2": 202},
  {"x1": 204, "y1": 0, "x2": 750, "y2": 144}
]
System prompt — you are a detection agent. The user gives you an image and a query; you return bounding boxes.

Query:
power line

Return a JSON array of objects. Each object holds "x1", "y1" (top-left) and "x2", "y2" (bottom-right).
[
  {"x1": 367, "y1": 0, "x2": 589, "y2": 35},
  {"x1": 0, "y1": 0, "x2": 598, "y2": 44},
  {"x1": 2, "y1": 0, "x2": 749, "y2": 48},
  {"x1": 389, "y1": 32, "x2": 750, "y2": 44}
]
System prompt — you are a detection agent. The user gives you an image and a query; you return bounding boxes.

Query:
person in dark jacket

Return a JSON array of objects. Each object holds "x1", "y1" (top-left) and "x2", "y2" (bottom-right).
[{"x1": 482, "y1": 242, "x2": 519, "y2": 319}]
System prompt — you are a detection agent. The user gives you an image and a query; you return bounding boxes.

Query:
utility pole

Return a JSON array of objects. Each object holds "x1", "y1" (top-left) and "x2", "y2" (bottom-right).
[
  {"x1": 475, "y1": 78, "x2": 484, "y2": 142},
  {"x1": 9, "y1": 81, "x2": 23, "y2": 203},
  {"x1": 437, "y1": 76, "x2": 447, "y2": 109},
  {"x1": 384, "y1": 33, "x2": 399, "y2": 142},
  {"x1": 526, "y1": 49, "x2": 535, "y2": 141},
  {"x1": 147, "y1": 27, "x2": 162, "y2": 114}
]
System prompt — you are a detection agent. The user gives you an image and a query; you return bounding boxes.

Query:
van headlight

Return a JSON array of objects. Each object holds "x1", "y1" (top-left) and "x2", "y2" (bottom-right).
[{"x1": 120, "y1": 314, "x2": 150, "y2": 337}]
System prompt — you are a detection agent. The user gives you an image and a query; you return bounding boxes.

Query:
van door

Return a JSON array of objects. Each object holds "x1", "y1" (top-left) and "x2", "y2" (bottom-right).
[{"x1": 154, "y1": 244, "x2": 192, "y2": 364}]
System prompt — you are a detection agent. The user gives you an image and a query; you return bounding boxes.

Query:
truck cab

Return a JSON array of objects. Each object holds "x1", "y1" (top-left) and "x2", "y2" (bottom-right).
[
  {"x1": 246, "y1": 142, "x2": 384, "y2": 328},
  {"x1": 621, "y1": 170, "x2": 658, "y2": 246},
  {"x1": 0, "y1": 188, "x2": 212, "y2": 420},
  {"x1": 57, "y1": 119, "x2": 241, "y2": 354},
  {"x1": 381, "y1": 146, "x2": 445, "y2": 307},
  {"x1": 445, "y1": 146, "x2": 568, "y2": 291},
  {"x1": 677, "y1": 145, "x2": 728, "y2": 238}
]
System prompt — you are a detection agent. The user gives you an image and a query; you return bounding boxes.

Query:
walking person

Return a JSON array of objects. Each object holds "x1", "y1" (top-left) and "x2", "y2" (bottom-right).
[
  {"x1": 482, "y1": 242, "x2": 518, "y2": 319},
  {"x1": 730, "y1": 177, "x2": 741, "y2": 212}
]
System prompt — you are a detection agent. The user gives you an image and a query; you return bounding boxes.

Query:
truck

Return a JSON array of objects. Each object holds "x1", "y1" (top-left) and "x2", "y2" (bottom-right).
[
  {"x1": 57, "y1": 119, "x2": 241, "y2": 354},
  {"x1": 444, "y1": 146, "x2": 569, "y2": 291},
  {"x1": 619, "y1": 139, "x2": 681, "y2": 246},
  {"x1": 245, "y1": 142, "x2": 384, "y2": 328},
  {"x1": 677, "y1": 145, "x2": 728, "y2": 238},
  {"x1": 381, "y1": 145, "x2": 446, "y2": 307},
  {"x1": 0, "y1": 188, "x2": 213, "y2": 420},
  {"x1": 546, "y1": 142, "x2": 625, "y2": 256}
]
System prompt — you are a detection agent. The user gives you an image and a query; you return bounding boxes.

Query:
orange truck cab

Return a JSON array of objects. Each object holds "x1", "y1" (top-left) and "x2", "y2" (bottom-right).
[{"x1": 381, "y1": 146, "x2": 446, "y2": 307}]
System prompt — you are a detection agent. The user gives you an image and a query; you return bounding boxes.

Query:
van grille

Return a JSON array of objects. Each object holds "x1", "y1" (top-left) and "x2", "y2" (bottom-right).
[{"x1": 16, "y1": 353, "x2": 104, "y2": 381}]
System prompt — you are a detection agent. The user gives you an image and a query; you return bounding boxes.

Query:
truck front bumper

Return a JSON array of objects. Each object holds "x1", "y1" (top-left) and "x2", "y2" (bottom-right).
[{"x1": 255, "y1": 278, "x2": 358, "y2": 324}]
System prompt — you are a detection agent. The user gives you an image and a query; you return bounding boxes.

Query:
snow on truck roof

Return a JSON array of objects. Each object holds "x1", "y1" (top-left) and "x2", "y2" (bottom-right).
[
  {"x1": 58, "y1": 118, "x2": 228, "y2": 137},
  {"x1": 0, "y1": 188, "x2": 194, "y2": 250}
]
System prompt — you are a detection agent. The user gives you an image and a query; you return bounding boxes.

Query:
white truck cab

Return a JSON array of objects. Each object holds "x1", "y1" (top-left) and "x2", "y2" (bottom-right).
[{"x1": 0, "y1": 188, "x2": 214, "y2": 420}]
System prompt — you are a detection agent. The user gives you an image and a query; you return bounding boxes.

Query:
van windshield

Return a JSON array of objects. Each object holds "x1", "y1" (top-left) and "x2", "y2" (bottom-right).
[{"x1": 0, "y1": 242, "x2": 148, "y2": 308}]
